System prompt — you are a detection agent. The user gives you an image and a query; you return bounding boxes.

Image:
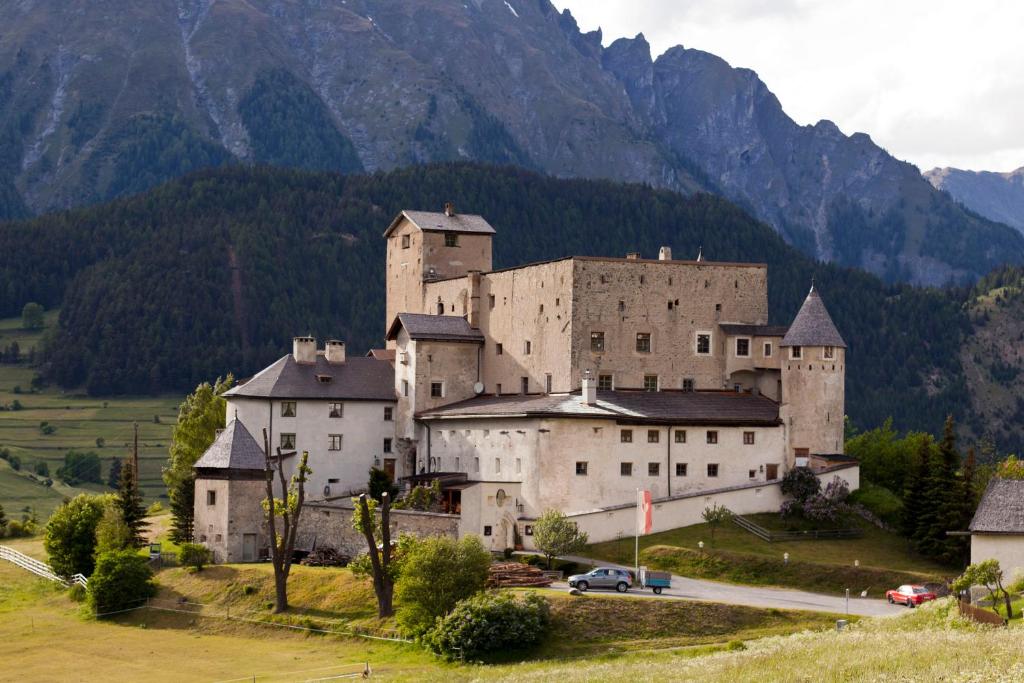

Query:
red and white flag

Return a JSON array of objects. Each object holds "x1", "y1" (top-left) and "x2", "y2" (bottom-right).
[{"x1": 637, "y1": 489, "x2": 653, "y2": 535}]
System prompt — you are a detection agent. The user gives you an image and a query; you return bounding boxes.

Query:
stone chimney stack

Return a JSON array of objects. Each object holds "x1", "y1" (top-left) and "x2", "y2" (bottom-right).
[
  {"x1": 444, "y1": 201, "x2": 455, "y2": 217},
  {"x1": 325, "y1": 339, "x2": 346, "y2": 364},
  {"x1": 659, "y1": 246, "x2": 672, "y2": 261},
  {"x1": 293, "y1": 336, "x2": 316, "y2": 364},
  {"x1": 626, "y1": 251, "x2": 640, "y2": 260},
  {"x1": 467, "y1": 271, "x2": 482, "y2": 329},
  {"x1": 581, "y1": 371, "x2": 597, "y2": 406}
]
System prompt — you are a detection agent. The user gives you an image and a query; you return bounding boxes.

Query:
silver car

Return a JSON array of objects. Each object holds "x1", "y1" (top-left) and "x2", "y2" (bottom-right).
[{"x1": 567, "y1": 567, "x2": 633, "y2": 592}]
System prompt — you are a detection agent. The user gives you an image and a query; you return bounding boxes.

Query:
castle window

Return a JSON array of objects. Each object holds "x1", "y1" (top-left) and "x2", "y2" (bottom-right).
[
  {"x1": 749, "y1": 469, "x2": 757, "y2": 479},
  {"x1": 496, "y1": 383, "x2": 502, "y2": 395},
  {"x1": 328, "y1": 434, "x2": 342, "y2": 451},
  {"x1": 675, "y1": 430, "x2": 687, "y2": 443},
  {"x1": 676, "y1": 463, "x2": 688, "y2": 476},
  {"x1": 618, "y1": 300, "x2": 625, "y2": 312},
  {"x1": 576, "y1": 461, "x2": 588, "y2": 476},
  {"x1": 402, "y1": 380, "x2": 409, "y2": 397},
  {"x1": 524, "y1": 340, "x2": 532, "y2": 355},
  {"x1": 383, "y1": 438, "x2": 392, "y2": 453},
  {"x1": 647, "y1": 430, "x2": 660, "y2": 443},
  {"x1": 280, "y1": 433, "x2": 296, "y2": 450},
  {"x1": 744, "y1": 431, "x2": 755, "y2": 445},
  {"x1": 620, "y1": 462, "x2": 633, "y2": 476},
  {"x1": 764, "y1": 342, "x2": 773, "y2": 357},
  {"x1": 823, "y1": 345, "x2": 835, "y2": 360},
  {"x1": 281, "y1": 401, "x2": 296, "y2": 417},
  {"x1": 521, "y1": 377, "x2": 529, "y2": 394},
  {"x1": 495, "y1": 458, "x2": 501, "y2": 473},
  {"x1": 707, "y1": 463, "x2": 719, "y2": 477},
  {"x1": 706, "y1": 431, "x2": 718, "y2": 444},
  {"x1": 496, "y1": 343, "x2": 503, "y2": 355},
  {"x1": 648, "y1": 462, "x2": 660, "y2": 476},
  {"x1": 437, "y1": 302, "x2": 444, "y2": 315},
  {"x1": 736, "y1": 338, "x2": 750, "y2": 357},
  {"x1": 524, "y1": 525, "x2": 533, "y2": 535},
  {"x1": 430, "y1": 381, "x2": 444, "y2": 398},
  {"x1": 444, "y1": 232, "x2": 459, "y2": 247},
  {"x1": 206, "y1": 490, "x2": 216, "y2": 506},
  {"x1": 384, "y1": 407, "x2": 393, "y2": 421},
  {"x1": 598, "y1": 374, "x2": 613, "y2": 390},
  {"x1": 489, "y1": 294, "x2": 495, "y2": 309},
  {"x1": 545, "y1": 374, "x2": 553, "y2": 393},
  {"x1": 591, "y1": 331, "x2": 605, "y2": 352},
  {"x1": 620, "y1": 429, "x2": 633, "y2": 443},
  {"x1": 329, "y1": 402, "x2": 343, "y2": 418},
  {"x1": 474, "y1": 457, "x2": 480, "y2": 472},
  {"x1": 516, "y1": 458, "x2": 522, "y2": 474},
  {"x1": 643, "y1": 374, "x2": 659, "y2": 391},
  {"x1": 401, "y1": 234, "x2": 410, "y2": 249},
  {"x1": 682, "y1": 378, "x2": 695, "y2": 392},
  {"x1": 696, "y1": 333, "x2": 712, "y2": 355},
  {"x1": 483, "y1": 525, "x2": 492, "y2": 536},
  {"x1": 667, "y1": 301, "x2": 673, "y2": 310},
  {"x1": 790, "y1": 346, "x2": 802, "y2": 359},
  {"x1": 636, "y1": 333, "x2": 651, "y2": 353},
  {"x1": 539, "y1": 303, "x2": 544, "y2": 313}
]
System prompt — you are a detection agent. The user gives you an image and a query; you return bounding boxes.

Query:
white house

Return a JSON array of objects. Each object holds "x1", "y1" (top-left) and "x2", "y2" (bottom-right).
[{"x1": 970, "y1": 479, "x2": 1024, "y2": 582}]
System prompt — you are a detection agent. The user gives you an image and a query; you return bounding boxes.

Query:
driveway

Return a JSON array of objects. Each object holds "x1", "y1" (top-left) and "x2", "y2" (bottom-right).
[{"x1": 556, "y1": 555, "x2": 904, "y2": 617}]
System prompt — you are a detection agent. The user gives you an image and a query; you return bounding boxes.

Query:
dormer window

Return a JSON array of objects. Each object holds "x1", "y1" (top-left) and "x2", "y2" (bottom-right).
[
  {"x1": 444, "y1": 232, "x2": 459, "y2": 247},
  {"x1": 316, "y1": 374, "x2": 332, "y2": 384}
]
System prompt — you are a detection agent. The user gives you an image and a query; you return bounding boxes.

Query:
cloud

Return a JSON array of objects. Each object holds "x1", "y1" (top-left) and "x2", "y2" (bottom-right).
[{"x1": 557, "y1": 0, "x2": 1024, "y2": 172}]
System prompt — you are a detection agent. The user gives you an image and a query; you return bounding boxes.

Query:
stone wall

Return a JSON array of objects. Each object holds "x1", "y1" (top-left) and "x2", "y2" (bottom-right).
[{"x1": 295, "y1": 502, "x2": 460, "y2": 558}]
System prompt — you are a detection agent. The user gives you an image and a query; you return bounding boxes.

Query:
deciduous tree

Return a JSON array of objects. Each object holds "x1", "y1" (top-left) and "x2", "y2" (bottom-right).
[
  {"x1": 951, "y1": 559, "x2": 1013, "y2": 619},
  {"x1": 353, "y1": 492, "x2": 395, "y2": 618},
  {"x1": 532, "y1": 509, "x2": 589, "y2": 569},
  {"x1": 44, "y1": 494, "x2": 107, "y2": 578},
  {"x1": 261, "y1": 429, "x2": 310, "y2": 614}
]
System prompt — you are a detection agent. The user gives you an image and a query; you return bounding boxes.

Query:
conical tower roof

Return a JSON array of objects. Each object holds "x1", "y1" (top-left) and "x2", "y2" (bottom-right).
[
  {"x1": 193, "y1": 419, "x2": 266, "y2": 471},
  {"x1": 781, "y1": 285, "x2": 846, "y2": 348}
]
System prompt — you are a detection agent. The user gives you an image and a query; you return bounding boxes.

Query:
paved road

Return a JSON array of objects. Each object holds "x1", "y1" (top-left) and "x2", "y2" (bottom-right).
[{"x1": 557, "y1": 555, "x2": 904, "y2": 617}]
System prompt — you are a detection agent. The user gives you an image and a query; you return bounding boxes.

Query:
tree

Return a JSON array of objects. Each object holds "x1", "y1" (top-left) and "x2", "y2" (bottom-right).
[
  {"x1": 996, "y1": 455, "x2": 1024, "y2": 479},
  {"x1": 106, "y1": 457, "x2": 122, "y2": 489},
  {"x1": 94, "y1": 505, "x2": 132, "y2": 555},
  {"x1": 353, "y1": 492, "x2": 395, "y2": 618},
  {"x1": 0, "y1": 503, "x2": 7, "y2": 536},
  {"x1": 902, "y1": 437, "x2": 932, "y2": 540},
  {"x1": 368, "y1": 466, "x2": 399, "y2": 502},
  {"x1": 918, "y1": 415, "x2": 962, "y2": 561},
  {"x1": 56, "y1": 450, "x2": 101, "y2": 485},
  {"x1": 532, "y1": 509, "x2": 589, "y2": 569},
  {"x1": 395, "y1": 535, "x2": 492, "y2": 638},
  {"x1": 44, "y1": 494, "x2": 107, "y2": 578},
  {"x1": 425, "y1": 591, "x2": 550, "y2": 660},
  {"x1": 261, "y1": 428, "x2": 310, "y2": 614},
  {"x1": 163, "y1": 376, "x2": 233, "y2": 542},
  {"x1": 21, "y1": 302, "x2": 44, "y2": 330},
  {"x1": 87, "y1": 550, "x2": 156, "y2": 615},
  {"x1": 116, "y1": 460, "x2": 148, "y2": 547},
  {"x1": 951, "y1": 559, "x2": 1013, "y2": 619},
  {"x1": 702, "y1": 503, "x2": 733, "y2": 541}
]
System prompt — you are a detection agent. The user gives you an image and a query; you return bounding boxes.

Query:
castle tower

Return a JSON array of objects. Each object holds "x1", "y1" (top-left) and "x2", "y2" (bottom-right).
[{"x1": 780, "y1": 285, "x2": 846, "y2": 467}]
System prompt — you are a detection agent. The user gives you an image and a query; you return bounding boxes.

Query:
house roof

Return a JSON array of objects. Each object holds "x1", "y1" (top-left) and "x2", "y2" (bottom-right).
[
  {"x1": 719, "y1": 324, "x2": 789, "y2": 338},
  {"x1": 383, "y1": 210, "x2": 496, "y2": 237},
  {"x1": 194, "y1": 419, "x2": 266, "y2": 471},
  {"x1": 418, "y1": 389, "x2": 781, "y2": 426},
  {"x1": 224, "y1": 355, "x2": 396, "y2": 401},
  {"x1": 386, "y1": 313, "x2": 485, "y2": 343},
  {"x1": 366, "y1": 348, "x2": 396, "y2": 363},
  {"x1": 781, "y1": 286, "x2": 847, "y2": 348},
  {"x1": 969, "y1": 479, "x2": 1024, "y2": 534}
]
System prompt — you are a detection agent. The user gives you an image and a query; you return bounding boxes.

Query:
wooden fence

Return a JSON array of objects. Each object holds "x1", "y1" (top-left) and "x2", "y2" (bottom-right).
[
  {"x1": 732, "y1": 515, "x2": 864, "y2": 542},
  {"x1": 958, "y1": 599, "x2": 1007, "y2": 627},
  {"x1": 0, "y1": 544, "x2": 87, "y2": 587}
]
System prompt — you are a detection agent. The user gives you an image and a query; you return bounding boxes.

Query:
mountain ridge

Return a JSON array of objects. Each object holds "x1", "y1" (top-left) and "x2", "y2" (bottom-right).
[{"x1": 925, "y1": 166, "x2": 1024, "y2": 232}]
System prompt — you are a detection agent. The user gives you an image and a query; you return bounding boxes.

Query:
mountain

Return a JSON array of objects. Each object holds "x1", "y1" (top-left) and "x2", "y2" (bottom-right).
[
  {"x1": 5, "y1": 162, "x2": 1017, "y2": 455},
  {"x1": 1, "y1": 0, "x2": 1021, "y2": 284},
  {"x1": 925, "y1": 167, "x2": 1024, "y2": 233}
]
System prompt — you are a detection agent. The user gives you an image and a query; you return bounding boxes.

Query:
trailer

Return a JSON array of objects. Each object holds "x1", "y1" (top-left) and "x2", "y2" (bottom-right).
[{"x1": 638, "y1": 566, "x2": 672, "y2": 595}]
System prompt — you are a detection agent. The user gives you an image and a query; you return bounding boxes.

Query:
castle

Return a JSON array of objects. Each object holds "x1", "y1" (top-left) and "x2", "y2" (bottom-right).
[{"x1": 193, "y1": 204, "x2": 857, "y2": 561}]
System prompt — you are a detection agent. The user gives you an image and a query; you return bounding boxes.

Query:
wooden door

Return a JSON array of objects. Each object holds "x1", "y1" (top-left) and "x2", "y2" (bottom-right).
[
  {"x1": 242, "y1": 534, "x2": 257, "y2": 562},
  {"x1": 383, "y1": 458, "x2": 396, "y2": 479},
  {"x1": 765, "y1": 464, "x2": 779, "y2": 481}
]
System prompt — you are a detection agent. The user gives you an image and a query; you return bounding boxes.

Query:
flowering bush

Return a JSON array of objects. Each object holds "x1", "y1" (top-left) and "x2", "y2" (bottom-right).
[{"x1": 781, "y1": 474, "x2": 850, "y2": 521}]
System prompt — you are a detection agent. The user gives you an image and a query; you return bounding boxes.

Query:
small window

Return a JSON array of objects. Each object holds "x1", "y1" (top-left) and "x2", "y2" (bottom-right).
[
  {"x1": 636, "y1": 332, "x2": 651, "y2": 353},
  {"x1": 682, "y1": 378, "x2": 694, "y2": 392},
  {"x1": 545, "y1": 374, "x2": 553, "y2": 393},
  {"x1": 483, "y1": 525, "x2": 492, "y2": 536},
  {"x1": 281, "y1": 401, "x2": 296, "y2": 417},
  {"x1": 316, "y1": 374, "x2": 332, "y2": 384},
  {"x1": 524, "y1": 340, "x2": 532, "y2": 355},
  {"x1": 643, "y1": 375, "x2": 659, "y2": 391},
  {"x1": 749, "y1": 469, "x2": 757, "y2": 479},
  {"x1": 696, "y1": 333, "x2": 712, "y2": 355},
  {"x1": 383, "y1": 438, "x2": 392, "y2": 453},
  {"x1": 598, "y1": 374, "x2": 613, "y2": 390},
  {"x1": 618, "y1": 300, "x2": 625, "y2": 312},
  {"x1": 444, "y1": 232, "x2": 459, "y2": 247},
  {"x1": 495, "y1": 458, "x2": 501, "y2": 473},
  {"x1": 620, "y1": 462, "x2": 633, "y2": 476},
  {"x1": 576, "y1": 461, "x2": 588, "y2": 476},
  {"x1": 648, "y1": 462, "x2": 660, "y2": 476},
  {"x1": 496, "y1": 383, "x2": 502, "y2": 395},
  {"x1": 823, "y1": 345, "x2": 835, "y2": 360},
  {"x1": 524, "y1": 525, "x2": 534, "y2": 536},
  {"x1": 496, "y1": 343, "x2": 503, "y2": 355},
  {"x1": 706, "y1": 430, "x2": 718, "y2": 444},
  {"x1": 328, "y1": 434, "x2": 342, "y2": 451},
  {"x1": 675, "y1": 430, "x2": 687, "y2": 443},
  {"x1": 790, "y1": 345, "x2": 802, "y2": 359},
  {"x1": 430, "y1": 381, "x2": 444, "y2": 398},
  {"x1": 620, "y1": 429, "x2": 633, "y2": 443},
  {"x1": 744, "y1": 431, "x2": 755, "y2": 445},
  {"x1": 521, "y1": 377, "x2": 529, "y2": 394},
  {"x1": 736, "y1": 338, "x2": 750, "y2": 357},
  {"x1": 280, "y1": 433, "x2": 296, "y2": 450},
  {"x1": 474, "y1": 457, "x2": 480, "y2": 472},
  {"x1": 707, "y1": 463, "x2": 719, "y2": 477},
  {"x1": 764, "y1": 342, "x2": 773, "y2": 357},
  {"x1": 676, "y1": 463, "x2": 688, "y2": 477},
  {"x1": 647, "y1": 430, "x2": 660, "y2": 443},
  {"x1": 539, "y1": 303, "x2": 544, "y2": 313},
  {"x1": 516, "y1": 458, "x2": 522, "y2": 474},
  {"x1": 329, "y1": 402, "x2": 343, "y2": 418},
  {"x1": 436, "y1": 301, "x2": 444, "y2": 315},
  {"x1": 591, "y1": 331, "x2": 605, "y2": 352},
  {"x1": 402, "y1": 380, "x2": 409, "y2": 397},
  {"x1": 206, "y1": 490, "x2": 216, "y2": 506},
  {"x1": 401, "y1": 234, "x2": 410, "y2": 249},
  {"x1": 489, "y1": 294, "x2": 496, "y2": 309},
  {"x1": 384, "y1": 406, "x2": 393, "y2": 421}
]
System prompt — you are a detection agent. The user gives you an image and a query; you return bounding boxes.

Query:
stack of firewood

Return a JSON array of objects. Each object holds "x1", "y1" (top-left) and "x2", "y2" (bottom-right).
[
  {"x1": 300, "y1": 547, "x2": 350, "y2": 567},
  {"x1": 487, "y1": 562, "x2": 553, "y2": 588}
]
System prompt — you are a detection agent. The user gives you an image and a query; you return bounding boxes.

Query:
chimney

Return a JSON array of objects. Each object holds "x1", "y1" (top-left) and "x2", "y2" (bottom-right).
[
  {"x1": 626, "y1": 251, "x2": 640, "y2": 260},
  {"x1": 658, "y1": 246, "x2": 672, "y2": 261},
  {"x1": 293, "y1": 336, "x2": 316, "y2": 364},
  {"x1": 581, "y1": 371, "x2": 597, "y2": 406},
  {"x1": 444, "y1": 201, "x2": 455, "y2": 217},
  {"x1": 325, "y1": 339, "x2": 346, "y2": 364},
  {"x1": 467, "y1": 271, "x2": 482, "y2": 329}
]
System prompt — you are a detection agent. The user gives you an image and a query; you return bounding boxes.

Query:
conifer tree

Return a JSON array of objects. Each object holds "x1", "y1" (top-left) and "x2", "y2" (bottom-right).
[
  {"x1": 117, "y1": 461, "x2": 148, "y2": 548},
  {"x1": 917, "y1": 416, "x2": 962, "y2": 561},
  {"x1": 902, "y1": 437, "x2": 932, "y2": 541},
  {"x1": 107, "y1": 457, "x2": 122, "y2": 489}
]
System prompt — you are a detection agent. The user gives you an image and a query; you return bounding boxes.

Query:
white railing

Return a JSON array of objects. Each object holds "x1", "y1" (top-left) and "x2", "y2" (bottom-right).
[{"x1": 0, "y1": 544, "x2": 87, "y2": 586}]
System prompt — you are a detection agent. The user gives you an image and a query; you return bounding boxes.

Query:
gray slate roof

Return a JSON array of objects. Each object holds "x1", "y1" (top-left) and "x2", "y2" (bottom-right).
[
  {"x1": 225, "y1": 355, "x2": 396, "y2": 401},
  {"x1": 418, "y1": 389, "x2": 781, "y2": 426},
  {"x1": 383, "y1": 210, "x2": 496, "y2": 237},
  {"x1": 386, "y1": 313, "x2": 485, "y2": 343},
  {"x1": 970, "y1": 479, "x2": 1024, "y2": 534},
  {"x1": 194, "y1": 419, "x2": 265, "y2": 471},
  {"x1": 781, "y1": 287, "x2": 847, "y2": 348},
  {"x1": 719, "y1": 324, "x2": 790, "y2": 337}
]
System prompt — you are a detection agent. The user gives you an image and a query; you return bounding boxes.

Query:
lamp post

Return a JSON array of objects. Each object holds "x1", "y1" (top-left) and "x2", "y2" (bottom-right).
[
  {"x1": 698, "y1": 541, "x2": 704, "y2": 557},
  {"x1": 783, "y1": 552, "x2": 789, "y2": 565}
]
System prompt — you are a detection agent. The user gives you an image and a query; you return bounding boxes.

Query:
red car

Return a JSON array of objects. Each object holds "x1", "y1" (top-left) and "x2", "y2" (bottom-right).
[{"x1": 886, "y1": 584, "x2": 937, "y2": 608}]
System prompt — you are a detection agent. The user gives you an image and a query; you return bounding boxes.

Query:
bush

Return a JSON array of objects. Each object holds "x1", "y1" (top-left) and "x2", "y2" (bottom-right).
[
  {"x1": 368, "y1": 466, "x2": 399, "y2": 502},
  {"x1": 44, "y1": 494, "x2": 107, "y2": 577},
  {"x1": 425, "y1": 591, "x2": 550, "y2": 661},
  {"x1": 146, "y1": 501, "x2": 163, "y2": 515},
  {"x1": 95, "y1": 505, "x2": 132, "y2": 554},
  {"x1": 68, "y1": 584, "x2": 87, "y2": 602},
  {"x1": 34, "y1": 461, "x2": 49, "y2": 477},
  {"x1": 395, "y1": 535, "x2": 492, "y2": 637},
  {"x1": 87, "y1": 550, "x2": 156, "y2": 614},
  {"x1": 179, "y1": 542, "x2": 212, "y2": 571},
  {"x1": 5, "y1": 520, "x2": 30, "y2": 538}
]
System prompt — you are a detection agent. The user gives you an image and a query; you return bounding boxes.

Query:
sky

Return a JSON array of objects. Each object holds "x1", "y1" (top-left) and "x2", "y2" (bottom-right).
[{"x1": 558, "y1": 0, "x2": 1024, "y2": 173}]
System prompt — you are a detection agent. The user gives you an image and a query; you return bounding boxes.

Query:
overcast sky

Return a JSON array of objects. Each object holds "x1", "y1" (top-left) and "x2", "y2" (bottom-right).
[{"x1": 558, "y1": 0, "x2": 1024, "y2": 173}]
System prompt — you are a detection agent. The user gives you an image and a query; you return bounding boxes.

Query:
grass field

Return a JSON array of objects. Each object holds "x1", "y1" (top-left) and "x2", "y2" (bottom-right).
[{"x1": 0, "y1": 312, "x2": 181, "y2": 516}]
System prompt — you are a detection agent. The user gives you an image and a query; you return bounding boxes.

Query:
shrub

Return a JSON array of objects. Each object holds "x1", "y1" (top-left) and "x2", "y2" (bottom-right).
[
  {"x1": 368, "y1": 466, "x2": 399, "y2": 502},
  {"x1": 179, "y1": 543, "x2": 212, "y2": 571},
  {"x1": 87, "y1": 550, "x2": 156, "y2": 614},
  {"x1": 146, "y1": 501, "x2": 163, "y2": 515},
  {"x1": 44, "y1": 494, "x2": 107, "y2": 577},
  {"x1": 94, "y1": 504, "x2": 133, "y2": 555},
  {"x1": 780, "y1": 467, "x2": 821, "y2": 504},
  {"x1": 68, "y1": 584, "x2": 87, "y2": 602},
  {"x1": 34, "y1": 461, "x2": 49, "y2": 477},
  {"x1": 5, "y1": 520, "x2": 30, "y2": 538},
  {"x1": 395, "y1": 535, "x2": 492, "y2": 637},
  {"x1": 425, "y1": 591, "x2": 550, "y2": 661},
  {"x1": 532, "y1": 509, "x2": 589, "y2": 569}
]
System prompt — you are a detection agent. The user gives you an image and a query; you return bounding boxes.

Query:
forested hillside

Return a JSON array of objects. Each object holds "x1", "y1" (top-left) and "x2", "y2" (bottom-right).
[{"x1": 0, "y1": 163, "x2": 995, "y2": 449}]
